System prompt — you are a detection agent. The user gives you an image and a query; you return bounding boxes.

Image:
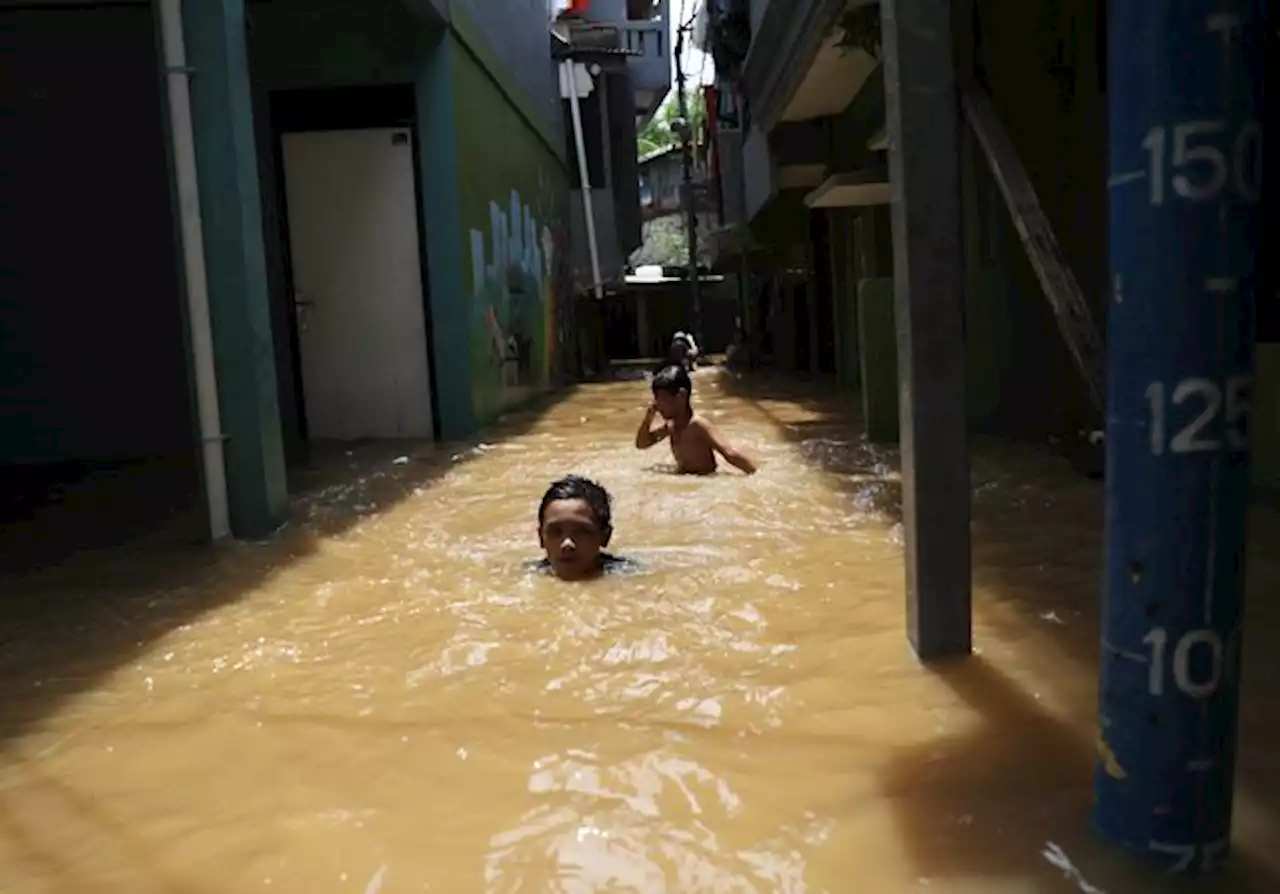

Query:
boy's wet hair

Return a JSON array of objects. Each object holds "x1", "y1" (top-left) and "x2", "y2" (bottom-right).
[
  {"x1": 651, "y1": 364, "x2": 692, "y2": 396},
  {"x1": 538, "y1": 475, "x2": 613, "y2": 530}
]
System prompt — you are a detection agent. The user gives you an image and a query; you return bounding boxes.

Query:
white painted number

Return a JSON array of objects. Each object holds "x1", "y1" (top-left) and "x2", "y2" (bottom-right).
[
  {"x1": 1233, "y1": 121, "x2": 1263, "y2": 203},
  {"x1": 1150, "y1": 838, "x2": 1229, "y2": 874},
  {"x1": 1143, "y1": 627, "x2": 1233, "y2": 699},
  {"x1": 1201, "y1": 838, "x2": 1229, "y2": 873},
  {"x1": 1173, "y1": 121, "x2": 1227, "y2": 201},
  {"x1": 1144, "y1": 375, "x2": 1251, "y2": 456},
  {"x1": 1141, "y1": 121, "x2": 1262, "y2": 205}
]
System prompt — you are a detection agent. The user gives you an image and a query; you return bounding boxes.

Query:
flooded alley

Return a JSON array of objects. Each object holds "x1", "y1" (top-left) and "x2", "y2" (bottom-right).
[{"x1": 1, "y1": 371, "x2": 1278, "y2": 893}]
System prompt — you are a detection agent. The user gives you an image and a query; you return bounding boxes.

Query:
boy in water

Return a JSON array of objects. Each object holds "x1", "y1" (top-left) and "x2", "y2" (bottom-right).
[
  {"x1": 635, "y1": 365, "x2": 758, "y2": 475},
  {"x1": 669, "y1": 331, "x2": 699, "y2": 371},
  {"x1": 536, "y1": 475, "x2": 636, "y2": 580}
]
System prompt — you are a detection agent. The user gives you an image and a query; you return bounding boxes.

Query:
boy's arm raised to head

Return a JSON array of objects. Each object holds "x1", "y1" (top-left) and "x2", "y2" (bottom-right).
[
  {"x1": 635, "y1": 404, "x2": 669, "y2": 450},
  {"x1": 693, "y1": 418, "x2": 758, "y2": 474}
]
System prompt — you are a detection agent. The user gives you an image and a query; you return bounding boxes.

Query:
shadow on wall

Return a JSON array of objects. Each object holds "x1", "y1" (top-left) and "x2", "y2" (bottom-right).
[{"x1": 0, "y1": 388, "x2": 578, "y2": 747}]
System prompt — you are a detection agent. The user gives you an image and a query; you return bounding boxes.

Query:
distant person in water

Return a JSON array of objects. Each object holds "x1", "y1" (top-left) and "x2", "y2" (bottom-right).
[
  {"x1": 669, "y1": 331, "x2": 699, "y2": 371},
  {"x1": 536, "y1": 476, "x2": 636, "y2": 580},
  {"x1": 635, "y1": 364, "x2": 758, "y2": 475}
]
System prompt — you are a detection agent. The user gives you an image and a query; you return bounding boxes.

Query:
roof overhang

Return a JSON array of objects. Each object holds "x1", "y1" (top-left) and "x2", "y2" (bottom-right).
[{"x1": 804, "y1": 165, "x2": 890, "y2": 208}]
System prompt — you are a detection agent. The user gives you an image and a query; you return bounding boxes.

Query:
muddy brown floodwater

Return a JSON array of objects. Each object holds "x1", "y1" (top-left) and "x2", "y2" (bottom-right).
[{"x1": 0, "y1": 371, "x2": 1277, "y2": 893}]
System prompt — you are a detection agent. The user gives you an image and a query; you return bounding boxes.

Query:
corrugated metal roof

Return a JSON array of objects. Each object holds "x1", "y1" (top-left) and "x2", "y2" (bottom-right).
[{"x1": 638, "y1": 145, "x2": 681, "y2": 165}]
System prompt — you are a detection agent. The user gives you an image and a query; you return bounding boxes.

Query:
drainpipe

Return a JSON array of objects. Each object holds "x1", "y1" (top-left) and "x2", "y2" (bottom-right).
[
  {"x1": 157, "y1": 0, "x2": 232, "y2": 540},
  {"x1": 562, "y1": 59, "x2": 605, "y2": 300}
]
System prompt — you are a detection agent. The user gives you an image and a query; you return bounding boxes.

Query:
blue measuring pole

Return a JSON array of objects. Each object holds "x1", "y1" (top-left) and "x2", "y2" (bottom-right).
[{"x1": 1095, "y1": 0, "x2": 1266, "y2": 873}]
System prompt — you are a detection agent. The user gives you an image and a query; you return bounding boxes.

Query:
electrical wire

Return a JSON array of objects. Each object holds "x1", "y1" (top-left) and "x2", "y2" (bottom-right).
[
  {"x1": 678, "y1": 0, "x2": 699, "y2": 31},
  {"x1": 675, "y1": 0, "x2": 712, "y2": 88}
]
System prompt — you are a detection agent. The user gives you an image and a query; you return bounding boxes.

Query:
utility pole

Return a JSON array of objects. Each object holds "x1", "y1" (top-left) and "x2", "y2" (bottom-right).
[
  {"x1": 674, "y1": 23, "x2": 703, "y2": 347},
  {"x1": 881, "y1": 0, "x2": 970, "y2": 661}
]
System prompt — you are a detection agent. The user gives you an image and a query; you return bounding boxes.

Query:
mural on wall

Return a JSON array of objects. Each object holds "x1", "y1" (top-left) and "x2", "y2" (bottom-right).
[
  {"x1": 548, "y1": 224, "x2": 576, "y2": 381},
  {"x1": 467, "y1": 173, "x2": 568, "y2": 421}
]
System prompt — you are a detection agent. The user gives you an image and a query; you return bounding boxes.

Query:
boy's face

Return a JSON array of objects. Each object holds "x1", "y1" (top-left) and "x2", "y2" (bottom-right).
[
  {"x1": 652, "y1": 389, "x2": 686, "y2": 420},
  {"x1": 539, "y1": 498, "x2": 611, "y2": 581}
]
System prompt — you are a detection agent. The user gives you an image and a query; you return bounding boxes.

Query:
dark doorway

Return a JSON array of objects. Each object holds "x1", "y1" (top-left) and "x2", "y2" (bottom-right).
[
  {"x1": 0, "y1": 4, "x2": 203, "y2": 570},
  {"x1": 794, "y1": 282, "x2": 812, "y2": 372},
  {"x1": 602, "y1": 294, "x2": 638, "y2": 359},
  {"x1": 810, "y1": 211, "x2": 837, "y2": 373}
]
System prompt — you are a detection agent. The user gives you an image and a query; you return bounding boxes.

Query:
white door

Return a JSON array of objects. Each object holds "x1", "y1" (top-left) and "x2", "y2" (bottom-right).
[{"x1": 281, "y1": 128, "x2": 434, "y2": 441}]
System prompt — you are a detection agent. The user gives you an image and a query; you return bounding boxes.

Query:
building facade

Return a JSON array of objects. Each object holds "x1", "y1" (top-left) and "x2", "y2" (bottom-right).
[
  {"x1": 699, "y1": 0, "x2": 1280, "y2": 491},
  {"x1": 1, "y1": 0, "x2": 657, "y2": 545},
  {"x1": 554, "y1": 0, "x2": 673, "y2": 292}
]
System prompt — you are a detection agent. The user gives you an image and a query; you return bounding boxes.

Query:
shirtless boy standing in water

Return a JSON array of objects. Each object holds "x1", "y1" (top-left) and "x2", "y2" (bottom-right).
[{"x1": 634, "y1": 365, "x2": 758, "y2": 475}]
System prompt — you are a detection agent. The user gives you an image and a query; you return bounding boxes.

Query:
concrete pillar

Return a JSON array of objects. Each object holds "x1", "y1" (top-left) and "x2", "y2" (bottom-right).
[
  {"x1": 183, "y1": 0, "x2": 288, "y2": 539},
  {"x1": 415, "y1": 29, "x2": 475, "y2": 439},
  {"x1": 882, "y1": 0, "x2": 971, "y2": 660},
  {"x1": 1094, "y1": 0, "x2": 1263, "y2": 870}
]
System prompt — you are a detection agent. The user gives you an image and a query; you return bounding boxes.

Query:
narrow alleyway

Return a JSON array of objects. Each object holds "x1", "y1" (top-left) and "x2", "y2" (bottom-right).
[{"x1": 0, "y1": 370, "x2": 1277, "y2": 893}]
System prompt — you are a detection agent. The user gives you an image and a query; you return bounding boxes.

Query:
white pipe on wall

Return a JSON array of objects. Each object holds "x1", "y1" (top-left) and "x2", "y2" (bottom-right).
[
  {"x1": 157, "y1": 0, "x2": 232, "y2": 539},
  {"x1": 562, "y1": 60, "x2": 605, "y2": 299}
]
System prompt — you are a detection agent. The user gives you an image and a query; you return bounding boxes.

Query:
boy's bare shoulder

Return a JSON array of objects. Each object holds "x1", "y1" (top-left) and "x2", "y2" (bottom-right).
[{"x1": 688, "y1": 415, "x2": 720, "y2": 435}]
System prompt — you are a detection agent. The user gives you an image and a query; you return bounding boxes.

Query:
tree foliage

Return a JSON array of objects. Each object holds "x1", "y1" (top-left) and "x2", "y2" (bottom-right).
[
  {"x1": 629, "y1": 215, "x2": 714, "y2": 268},
  {"x1": 636, "y1": 90, "x2": 707, "y2": 157}
]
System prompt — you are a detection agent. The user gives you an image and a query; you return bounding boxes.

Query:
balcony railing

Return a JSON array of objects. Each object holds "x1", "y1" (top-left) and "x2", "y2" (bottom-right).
[
  {"x1": 562, "y1": 0, "x2": 664, "y2": 24},
  {"x1": 619, "y1": 20, "x2": 671, "y2": 98},
  {"x1": 556, "y1": 0, "x2": 671, "y2": 116}
]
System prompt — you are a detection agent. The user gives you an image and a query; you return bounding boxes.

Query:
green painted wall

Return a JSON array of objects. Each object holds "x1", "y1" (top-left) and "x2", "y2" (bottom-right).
[
  {"x1": 186, "y1": 0, "x2": 290, "y2": 537},
  {"x1": 415, "y1": 31, "x2": 473, "y2": 440},
  {"x1": 448, "y1": 4, "x2": 565, "y2": 165},
  {"x1": 447, "y1": 27, "x2": 569, "y2": 427},
  {"x1": 249, "y1": 1, "x2": 569, "y2": 440}
]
